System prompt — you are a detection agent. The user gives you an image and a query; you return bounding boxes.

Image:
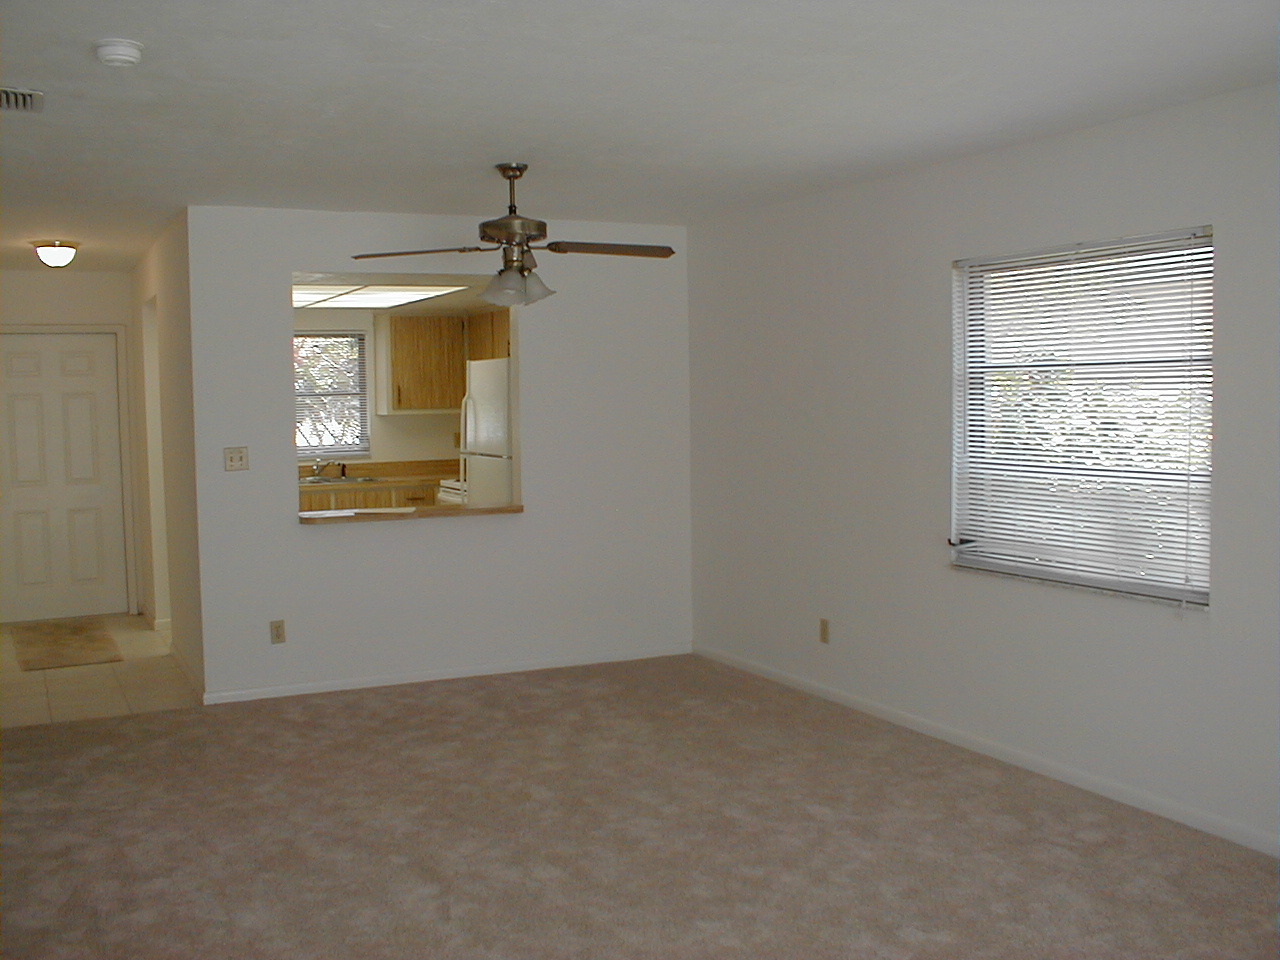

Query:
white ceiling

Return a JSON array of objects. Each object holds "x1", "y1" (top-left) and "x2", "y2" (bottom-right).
[{"x1": 2, "y1": 0, "x2": 1276, "y2": 270}]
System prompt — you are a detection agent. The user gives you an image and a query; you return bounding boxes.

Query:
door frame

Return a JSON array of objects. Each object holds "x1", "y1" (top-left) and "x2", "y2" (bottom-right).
[{"x1": 2, "y1": 324, "x2": 140, "y2": 619}]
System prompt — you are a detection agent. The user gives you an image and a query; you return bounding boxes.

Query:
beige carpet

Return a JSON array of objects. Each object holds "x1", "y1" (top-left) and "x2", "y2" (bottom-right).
[
  {"x1": 3, "y1": 655, "x2": 1274, "y2": 959},
  {"x1": 10, "y1": 616, "x2": 122, "y2": 670}
]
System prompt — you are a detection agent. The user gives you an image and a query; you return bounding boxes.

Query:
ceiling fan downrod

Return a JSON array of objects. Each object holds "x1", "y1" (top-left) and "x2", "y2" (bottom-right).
[
  {"x1": 479, "y1": 163, "x2": 547, "y2": 251},
  {"x1": 498, "y1": 161, "x2": 526, "y2": 214}
]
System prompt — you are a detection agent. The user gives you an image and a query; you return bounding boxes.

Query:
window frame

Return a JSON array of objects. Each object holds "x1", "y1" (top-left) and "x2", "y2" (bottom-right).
[
  {"x1": 950, "y1": 227, "x2": 1213, "y2": 605},
  {"x1": 293, "y1": 331, "x2": 372, "y2": 460}
]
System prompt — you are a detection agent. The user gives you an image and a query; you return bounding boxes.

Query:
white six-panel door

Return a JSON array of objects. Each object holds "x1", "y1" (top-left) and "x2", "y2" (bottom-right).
[{"x1": 1, "y1": 332, "x2": 129, "y2": 621}]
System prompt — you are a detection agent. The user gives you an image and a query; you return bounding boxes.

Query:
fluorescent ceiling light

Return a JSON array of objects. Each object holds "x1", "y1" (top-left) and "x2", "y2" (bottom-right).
[
  {"x1": 325, "y1": 286, "x2": 466, "y2": 308},
  {"x1": 292, "y1": 285, "x2": 359, "y2": 307},
  {"x1": 292, "y1": 284, "x2": 467, "y2": 309}
]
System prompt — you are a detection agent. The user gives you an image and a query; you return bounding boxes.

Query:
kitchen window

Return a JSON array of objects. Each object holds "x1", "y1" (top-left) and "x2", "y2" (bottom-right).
[
  {"x1": 294, "y1": 332, "x2": 371, "y2": 458},
  {"x1": 950, "y1": 228, "x2": 1213, "y2": 604}
]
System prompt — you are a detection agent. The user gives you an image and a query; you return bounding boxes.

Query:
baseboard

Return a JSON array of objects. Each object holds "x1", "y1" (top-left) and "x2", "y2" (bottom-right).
[
  {"x1": 202, "y1": 642, "x2": 693, "y2": 707},
  {"x1": 697, "y1": 646, "x2": 1277, "y2": 858}
]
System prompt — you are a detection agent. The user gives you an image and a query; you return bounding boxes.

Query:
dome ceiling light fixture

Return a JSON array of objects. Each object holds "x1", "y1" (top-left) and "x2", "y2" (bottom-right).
[
  {"x1": 32, "y1": 241, "x2": 78, "y2": 268},
  {"x1": 353, "y1": 163, "x2": 675, "y2": 307},
  {"x1": 95, "y1": 39, "x2": 143, "y2": 66}
]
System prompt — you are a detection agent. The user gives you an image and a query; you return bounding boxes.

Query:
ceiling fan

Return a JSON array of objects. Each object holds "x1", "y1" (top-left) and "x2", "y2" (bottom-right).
[{"x1": 353, "y1": 162, "x2": 675, "y2": 306}]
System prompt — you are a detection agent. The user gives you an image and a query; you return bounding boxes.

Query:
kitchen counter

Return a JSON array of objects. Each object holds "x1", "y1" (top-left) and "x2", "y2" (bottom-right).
[
  {"x1": 298, "y1": 503, "x2": 524, "y2": 524},
  {"x1": 299, "y1": 458, "x2": 461, "y2": 483},
  {"x1": 298, "y1": 459, "x2": 461, "y2": 514},
  {"x1": 298, "y1": 475, "x2": 441, "y2": 491},
  {"x1": 297, "y1": 458, "x2": 522, "y2": 521}
]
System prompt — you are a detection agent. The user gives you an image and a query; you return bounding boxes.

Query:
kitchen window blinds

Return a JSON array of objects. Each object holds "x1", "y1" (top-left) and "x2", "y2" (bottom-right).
[
  {"x1": 950, "y1": 228, "x2": 1213, "y2": 604},
  {"x1": 294, "y1": 333, "x2": 371, "y2": 458}
]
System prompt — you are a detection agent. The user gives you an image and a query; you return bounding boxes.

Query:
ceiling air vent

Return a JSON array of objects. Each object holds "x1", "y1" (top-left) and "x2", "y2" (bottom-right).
[{"x1": 1, "y1": 88, "x2": 44, "y2": 112}]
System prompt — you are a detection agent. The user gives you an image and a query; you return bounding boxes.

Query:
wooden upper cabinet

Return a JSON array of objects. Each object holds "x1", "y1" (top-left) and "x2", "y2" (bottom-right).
[
  {"x1": 374, "y1": 308, "x2": 510, "y2": 414},
  {"x1": 466, "y1": 310, "x2": 511, "y2": 361},
  {"x1": 378, "y1": 316, "x2": 466, "y2": 412}
]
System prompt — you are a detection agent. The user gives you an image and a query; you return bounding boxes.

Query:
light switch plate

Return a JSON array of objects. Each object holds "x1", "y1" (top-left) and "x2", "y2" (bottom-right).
[{"x1": 224, "y1": 446, "x2": 248, "y2": 471}]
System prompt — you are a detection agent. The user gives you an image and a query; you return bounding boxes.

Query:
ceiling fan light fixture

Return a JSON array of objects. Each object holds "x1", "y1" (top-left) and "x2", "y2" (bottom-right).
[
  {"x1": 479, "y1": 266, "x2": 557, "y2": 306},
  {"x1": 480, "y1": 267, "x2": 529, "y2": 306},
  {"x1": 32, "y1": 240, "x2": 78, "y2": 267},
  {"x1": 522, "y1": 270, "x2": 555, "y2": 304}
]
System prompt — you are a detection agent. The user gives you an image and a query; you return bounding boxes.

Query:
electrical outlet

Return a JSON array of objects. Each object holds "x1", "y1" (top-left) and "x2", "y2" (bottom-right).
[
  {"x1": 819, "y1": 618, "x2": 830, "y2": 644},
  {"x1": 269, "y1": 619, "x2": 286, "y2": 644},
  {"x1": 224, "y1": 446, "x2": 249, "y2": 471}
]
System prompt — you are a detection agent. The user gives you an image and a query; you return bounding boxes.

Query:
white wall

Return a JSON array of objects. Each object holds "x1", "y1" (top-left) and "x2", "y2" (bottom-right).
[
  {"x1": 137, "y1": 295, "x2": 171, "y2": 625},
  {"x1": 0, "y1": 269, "x2": 134, "y2": 327},
  {"x1": 183, "y1": 206, "x2": 692, "y2": 700},
  {"x1": 136, "y1": 213, "x2": 204, "y2": 688},
  {"x1": 689, "y1": 84, "x2": 1279, "y2": 853}
]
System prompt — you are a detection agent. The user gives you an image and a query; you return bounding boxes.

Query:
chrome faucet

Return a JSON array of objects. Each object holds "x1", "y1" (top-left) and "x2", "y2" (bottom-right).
[{"x1": 312, "y1": 459, "x2": 342, "y2": 478}]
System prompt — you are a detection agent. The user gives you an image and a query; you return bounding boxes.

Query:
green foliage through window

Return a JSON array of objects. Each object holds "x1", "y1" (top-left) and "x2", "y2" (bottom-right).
[{"x1": 294, "y1": 334, "x2": 370, "y2": 457}]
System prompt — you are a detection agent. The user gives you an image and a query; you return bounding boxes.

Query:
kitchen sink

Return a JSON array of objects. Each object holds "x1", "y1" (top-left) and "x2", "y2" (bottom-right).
[{"x1": 299, "y1": 476, "x2": 378, "y2": 484}]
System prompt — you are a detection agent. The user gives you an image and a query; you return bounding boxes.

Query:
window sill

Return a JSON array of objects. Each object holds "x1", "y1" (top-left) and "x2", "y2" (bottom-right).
[
  {"x1": 298, "y1": 504, "x2": 524, "y2": 524},
  {"x1": 950, "y1": 559, "x2": 1208, "y2": 608}
]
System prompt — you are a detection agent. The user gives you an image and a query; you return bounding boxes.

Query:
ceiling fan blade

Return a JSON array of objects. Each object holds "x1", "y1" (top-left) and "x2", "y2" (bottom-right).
[
  {"x1": 351, "y1": 245, "x2": 497, "y2": 261},
  {"x1": 543, "y1": 241, "x2": 675, "y2": 258}
]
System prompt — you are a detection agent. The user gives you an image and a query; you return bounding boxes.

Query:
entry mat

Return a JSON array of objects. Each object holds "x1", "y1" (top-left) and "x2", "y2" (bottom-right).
[{"x1": 11, "y1": 617, "x2": 123, "y2": 671}]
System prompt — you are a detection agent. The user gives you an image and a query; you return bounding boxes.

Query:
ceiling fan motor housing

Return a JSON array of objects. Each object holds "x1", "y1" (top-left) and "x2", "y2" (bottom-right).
[{"x1": 479, "y1": 214, "x2": 548, "y2": 246}]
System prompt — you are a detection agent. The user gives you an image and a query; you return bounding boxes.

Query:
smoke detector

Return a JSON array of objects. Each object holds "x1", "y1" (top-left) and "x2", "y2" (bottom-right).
[{"x1": 95, "y1": 39, "x2": 143, "y2": 66}]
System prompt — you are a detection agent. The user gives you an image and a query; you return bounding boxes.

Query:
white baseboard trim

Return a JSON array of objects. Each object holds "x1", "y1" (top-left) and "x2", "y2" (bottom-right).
[
  {"x1": 132, "y1": 599, "x2": 170, "y2": 634},
  {"x1": 202, "y1": 642, "x2": 693, "y2": 707},
  {"x1": 697, "y1": 646, "x2": 1277, "y2": 858}
]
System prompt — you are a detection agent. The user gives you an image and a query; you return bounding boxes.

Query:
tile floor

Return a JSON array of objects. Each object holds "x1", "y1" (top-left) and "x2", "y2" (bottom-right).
[{"x1": 1, "y1": 615, "x2": 201, "y2": 728}]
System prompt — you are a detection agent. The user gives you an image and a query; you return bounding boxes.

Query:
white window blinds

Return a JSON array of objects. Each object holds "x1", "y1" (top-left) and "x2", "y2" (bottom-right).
[
  {"x1": 294, "y1": 333, "x2": 371, "y2": 458},
  {"x1": 951, "y1": 228, "x2": 1213, "y2": 604}
]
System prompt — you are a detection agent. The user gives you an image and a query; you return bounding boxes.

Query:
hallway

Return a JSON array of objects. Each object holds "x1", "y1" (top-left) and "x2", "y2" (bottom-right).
[{"x1": 1, "y1": 615, "x2": 199, "y2": 727}]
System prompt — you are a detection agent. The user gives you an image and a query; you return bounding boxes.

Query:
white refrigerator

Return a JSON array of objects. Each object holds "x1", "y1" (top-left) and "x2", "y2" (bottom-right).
[{"x1": 454, "y1": 358, "x2": 512, "y2": 507}]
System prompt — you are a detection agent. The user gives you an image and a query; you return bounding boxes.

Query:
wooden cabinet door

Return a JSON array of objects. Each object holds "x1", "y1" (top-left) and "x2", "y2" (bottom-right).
[
  {"x1": 394, "y1": 483, "x2": 435, "y2": 507},
  {"x1": 300, "y1": 484, "x2": 434, "y2": 511},
  {"x1": 299, "y1": 489, "x2": 332, "y2": 511},
  {"x1": 466, "y1": 310, "x2": 511, "y2": 361},
  {"x1": 333, "y1": 487, "x2": 399, "y2": 510},
  {"x1": 389, "y1": 316, "x2": 465, "y2": 410}
]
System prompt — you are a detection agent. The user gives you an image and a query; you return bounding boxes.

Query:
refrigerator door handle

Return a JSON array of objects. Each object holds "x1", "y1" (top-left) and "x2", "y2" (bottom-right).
[{"x1": 460, "y1": 394, "x2": 475, "y2": 453}]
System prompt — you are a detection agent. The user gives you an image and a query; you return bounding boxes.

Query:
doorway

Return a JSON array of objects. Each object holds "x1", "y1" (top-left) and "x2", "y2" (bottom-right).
[{"x1": 0, "y1": 331, "x2": 131, "y2": 621}]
